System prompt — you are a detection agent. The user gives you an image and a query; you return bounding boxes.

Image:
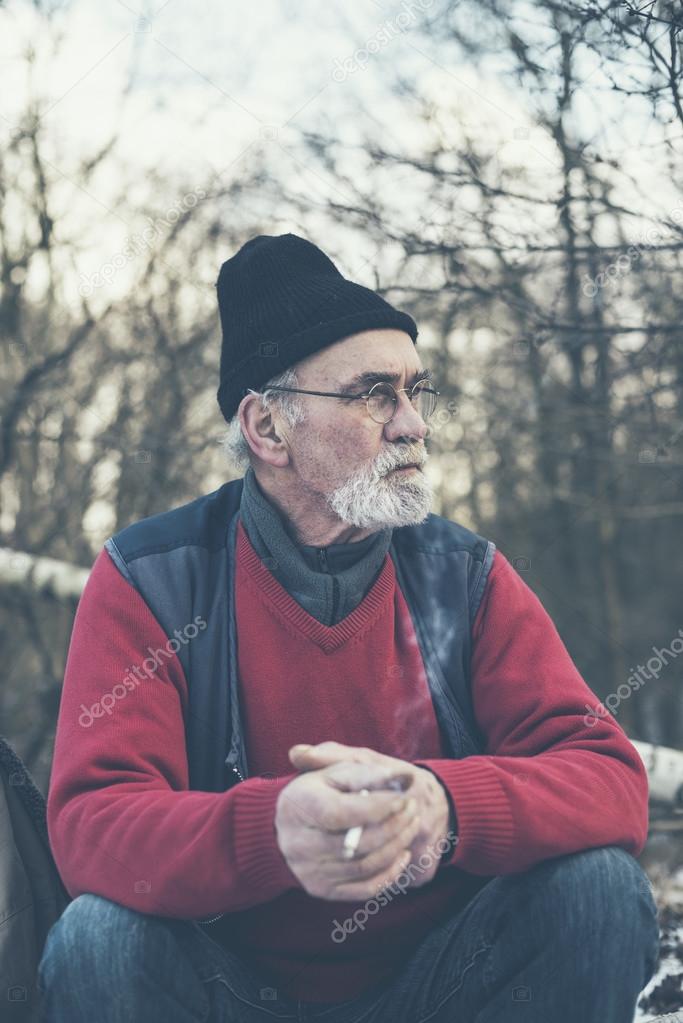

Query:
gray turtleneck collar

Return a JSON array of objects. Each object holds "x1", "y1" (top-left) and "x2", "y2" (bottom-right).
[{"x1": 238, "y1": 466, "x2": 393, "y2": 626}]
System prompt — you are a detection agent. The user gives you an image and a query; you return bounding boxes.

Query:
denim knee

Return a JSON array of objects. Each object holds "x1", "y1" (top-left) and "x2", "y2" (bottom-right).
[
  {"x1": 41, "y1": 894, "x2": 140, "y2": 960},
  {"x1": 38, "y1": 893, "x2": 168, "y2": 996},
  {"x1": 38, "y1": 893, "x2": 215, "y2": 1021},
  {"x1": 533, "y1": 845, "x2": 659, "y2": 975},
  {"x1": 546, "y1": 846, "x2": 656, "y2": 918}
]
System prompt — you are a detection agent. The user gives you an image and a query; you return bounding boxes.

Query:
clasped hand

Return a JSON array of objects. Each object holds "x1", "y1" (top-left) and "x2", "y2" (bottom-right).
[{"x1": 274, "y1": 741, "x2": 450, "y2": 902}]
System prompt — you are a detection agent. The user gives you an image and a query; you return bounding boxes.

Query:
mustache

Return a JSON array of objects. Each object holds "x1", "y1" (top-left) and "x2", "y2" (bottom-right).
[{"x1": 376, "y1": 448, "x2": 427, "y2": 475}]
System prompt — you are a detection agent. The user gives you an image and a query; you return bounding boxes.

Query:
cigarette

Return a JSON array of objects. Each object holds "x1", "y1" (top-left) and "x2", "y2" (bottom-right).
[
  {"x1": 341, "y1": 823, "x2": 364, "y2": 859},
  {"x1": 341, "y1": 777, "x2": 410, "y2": 859}
]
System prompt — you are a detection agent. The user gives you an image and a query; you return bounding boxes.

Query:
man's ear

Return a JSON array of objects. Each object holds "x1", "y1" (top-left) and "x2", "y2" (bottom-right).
[{"x1": 239, "y1": 393, "x2": 291, "y2": 467}]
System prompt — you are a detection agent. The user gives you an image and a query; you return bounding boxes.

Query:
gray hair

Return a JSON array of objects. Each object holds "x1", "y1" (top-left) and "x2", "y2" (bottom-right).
[{"x1": 220, "y1": 367, "x2": 307, "y2": 473}]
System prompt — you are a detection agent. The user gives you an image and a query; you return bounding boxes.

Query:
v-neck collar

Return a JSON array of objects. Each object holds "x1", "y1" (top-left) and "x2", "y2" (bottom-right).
[
  {"x1": 237, "y1": 466, "x2": 393, "y2": 627},
  {"x1": 236, "y1": 519, "x2": 395, "y2": 653}
]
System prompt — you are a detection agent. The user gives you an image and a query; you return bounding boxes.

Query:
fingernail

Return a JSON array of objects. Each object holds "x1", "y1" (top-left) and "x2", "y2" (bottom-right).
[
  {"x1": 406, "y1": 798, "x2": 417, "y2": 814},
  {"x1": 391, "y1": 798, "x2": 405, "y2": 812},
  {"x1": 292, "y1": 744, "x2": 312, "y2": 752}
]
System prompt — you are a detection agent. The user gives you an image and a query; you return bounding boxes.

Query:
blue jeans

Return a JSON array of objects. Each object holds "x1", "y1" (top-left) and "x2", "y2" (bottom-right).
[{"x1": 37, "y1": 845, "x2": 659, "y2": 1022}]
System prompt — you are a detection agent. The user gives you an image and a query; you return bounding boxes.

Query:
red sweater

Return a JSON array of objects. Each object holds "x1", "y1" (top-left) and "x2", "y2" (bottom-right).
[{"x1": 46, "y1": 518, "x2": 648, "y2": 1003}]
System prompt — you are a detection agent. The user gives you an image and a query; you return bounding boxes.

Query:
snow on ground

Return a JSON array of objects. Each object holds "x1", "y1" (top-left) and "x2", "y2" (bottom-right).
[{"x1": 635, "y1": 865, "x2": 683, "y2": 1021}]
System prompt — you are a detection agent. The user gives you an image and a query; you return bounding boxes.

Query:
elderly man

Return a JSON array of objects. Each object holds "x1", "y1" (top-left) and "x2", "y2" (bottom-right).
[{"x1": 39, "y1": 233, "x2": 659, "y2": 1022}]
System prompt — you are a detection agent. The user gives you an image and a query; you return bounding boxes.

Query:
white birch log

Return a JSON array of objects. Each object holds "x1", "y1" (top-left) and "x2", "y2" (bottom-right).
[
  {"x1": 632, "y1": 741, "x2": 683, "y2": 807},
  {"x1": 0, "y1": 547, "x2": 89, "y2": 602}
]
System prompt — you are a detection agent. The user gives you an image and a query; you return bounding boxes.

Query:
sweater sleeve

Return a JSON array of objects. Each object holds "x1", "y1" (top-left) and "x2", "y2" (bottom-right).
[
  {"x1": 414, "y1": 549, "x2": 649, "y2": 875},
  {"x1": 46, "y1": 547, "x2": 301, "y2": 919}
]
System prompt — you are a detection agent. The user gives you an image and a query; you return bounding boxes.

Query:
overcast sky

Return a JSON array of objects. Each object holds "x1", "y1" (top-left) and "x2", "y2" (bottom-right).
[{"x1": 1, "y1": 0, "x2": 679, "y2": 307}]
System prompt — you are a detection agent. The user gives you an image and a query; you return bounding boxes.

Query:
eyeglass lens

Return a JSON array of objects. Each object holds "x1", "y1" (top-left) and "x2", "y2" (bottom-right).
[{"x1": 367, "y1": 380, "x2": 437, "y2": 424}]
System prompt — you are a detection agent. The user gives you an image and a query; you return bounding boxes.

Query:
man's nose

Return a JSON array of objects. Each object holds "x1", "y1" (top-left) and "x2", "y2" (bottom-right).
[{"x1": 383, "y1": 392, "x2": 429, "y2": 443}]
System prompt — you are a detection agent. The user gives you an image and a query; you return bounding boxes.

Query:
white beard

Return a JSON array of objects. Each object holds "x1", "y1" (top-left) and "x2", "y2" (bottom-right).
[{"x1": 325, "y1": 446, "x2": 433, "y2": 529}]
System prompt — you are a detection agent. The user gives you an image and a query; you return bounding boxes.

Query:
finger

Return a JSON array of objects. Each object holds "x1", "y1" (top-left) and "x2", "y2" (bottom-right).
[
  {"x1": 328, "y1": 809, "x2": 420, "y2": 876},
  {"x1": 346, "y1": 798, "x2": 419, "y2": 858},
  {"x1": 288, "y1": 743, "x2": 362, "y2": 770},
  {"x1": 286, "y1": 798, "x2": 419, "y2": 862},
  {"x1": 314, "y1": 815, "x2": 417, "y2": 885},
  {"x1": 320, "y1": 743, "x2": 405, "y2": 775},
  {"x1": 327, "y1": 847, "x2": 414, "y2": 902},
  {"x1": 313, "y1": 789, "x2": 411, "y2": 832},
  {"x1": 290, "y1": 740, "x2": 383, "y2": 764},
  {"x1": 283, "y1": 782, "x2": 407, "y2": 833},
  {"x1": 323, "y1": 761, "x2": 413, "y2": 794}
]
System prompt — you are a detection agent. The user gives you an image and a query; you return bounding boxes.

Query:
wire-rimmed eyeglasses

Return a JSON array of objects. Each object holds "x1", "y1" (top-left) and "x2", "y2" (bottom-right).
[{"x1": 247, "y1": 377, "x2": 439, "y2": 425}]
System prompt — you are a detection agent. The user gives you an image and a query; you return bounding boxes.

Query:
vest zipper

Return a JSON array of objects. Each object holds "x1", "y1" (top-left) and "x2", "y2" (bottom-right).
[
  {"x1": 196, "y1": 762, "x2": 245, "y2": 926},
  {"x1": 198, "y1": 911, "x2": 226, "y2": 924}
]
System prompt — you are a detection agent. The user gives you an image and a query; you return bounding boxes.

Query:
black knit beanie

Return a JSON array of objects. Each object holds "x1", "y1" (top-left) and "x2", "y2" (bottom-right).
[{"x1": 215, "y1": 233, "x2": 419, "y2": 423}]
